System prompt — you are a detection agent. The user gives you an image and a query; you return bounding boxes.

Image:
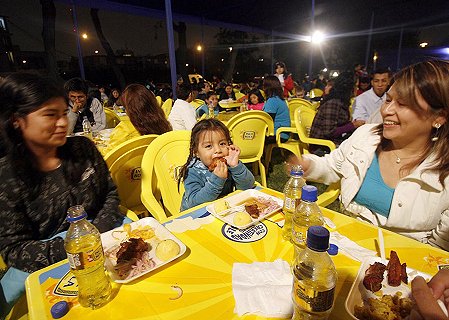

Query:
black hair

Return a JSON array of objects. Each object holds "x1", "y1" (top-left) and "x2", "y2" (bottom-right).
[
  {"x1": 263, "y1": 75, "x2": 284, "y2": 100},
  {"x1": 64, "y1": 77, "x2": 88, "y2": 95},
  {"x1": 206, "y1": 91, "x2": 218, "y2": 100},
  {"x1": 247, "y1": 89, "x2": 265, "y2": 104},
  {"x1": 372, "y1": 66, "x2": 391, "y2": 77},
  {"x1": 274, "y1": 61, "x2": 289, "y2": 78},
  {"x1": 322, "y1": 71, "x2": 354, "y2": 107},
  {"x1": 178, "y1": 119, "x2": 233, "y2": 187},
  {"x1": 176, "y1": 84, "x2": 192, "y2": 100}
]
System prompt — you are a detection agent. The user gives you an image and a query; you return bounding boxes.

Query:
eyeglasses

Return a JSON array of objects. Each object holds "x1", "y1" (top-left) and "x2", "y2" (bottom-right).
[{"x1": 69, "y1": 94, "x2": 86, "y2": 101}]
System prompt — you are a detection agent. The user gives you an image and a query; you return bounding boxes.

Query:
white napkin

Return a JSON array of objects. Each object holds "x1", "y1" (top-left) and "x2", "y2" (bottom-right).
[
  {"x1": 232, "y1": 259, "x2": 293, "y2": 318},
  {"x1": 330, "y1": 231, "x2": 377, "y2": 262}
]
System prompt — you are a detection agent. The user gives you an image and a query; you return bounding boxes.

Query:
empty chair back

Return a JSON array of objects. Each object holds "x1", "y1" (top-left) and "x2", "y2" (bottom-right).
[
  {"x1": 141, "y1": 131, "x2": 191, "y2": 222},
  {"x1": 161, "y1": 98, "x2": 173, "y2": 118},
  {"x1": 104, "y1": 108, "x2": 121, "y2": 128},
  {"x1": 105, "y1": 134, "x2": 158, "y2": 216}
]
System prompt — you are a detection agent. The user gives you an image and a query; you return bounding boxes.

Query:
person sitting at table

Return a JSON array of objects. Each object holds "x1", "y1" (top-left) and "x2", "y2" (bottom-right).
[
  {"x1": 101, "y1": 84, "x2": 172, "y2": 155},
  {"x1": 411, "y1": 269, "x2": 449, "y2": 319},
  {"x1": 168, "y1": 84, "x2": 198, "y2": 130},
  {"x1": 196, "y1": 91, "x2": 223, "y2": 119},
  {"x1": 288, "y1": 60, "x2": 449, "y2": 251},
  {"x1": 262, "y1": 75, "x2": 291, "y2": 143},
  {"x1": 219, "y1": 83, "x2": 237, "y2": 101},
  {"x1": 197, "y1": 80, "x2": 212, "y2": 101},
  {"x1": 309, "y1": 71, "x2": 356, "y2": 154},
  {"x1": 105, "y1": 87, "x2": 121, "y2": 109},
  {"x1": 179, "y1": 119, "x2": 255, "y2": 211},
  {"x1": 0, "y1": 73, "x2": 130, "y2": 315},
  {"x1": 65, "y1": 77, "x2": 106, "y2": 135},
  {"x1": 247, "y1": 88, "x2": 265, "y2": 111}
]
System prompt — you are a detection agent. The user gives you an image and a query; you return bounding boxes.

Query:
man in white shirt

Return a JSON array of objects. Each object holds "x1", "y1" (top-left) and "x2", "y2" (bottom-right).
[
  {"x1": 64, "y1": 78, "x2": 106, "y2": 134},
  {"x1": 352, "y1": 67, "x2": 391, "y2": 127},
  {"x1": 168, "y1": 84, "x2": 198, "y2": 130}
]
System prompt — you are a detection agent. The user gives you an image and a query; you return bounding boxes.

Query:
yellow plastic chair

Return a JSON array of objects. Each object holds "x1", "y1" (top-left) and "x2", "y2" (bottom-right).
[
  {"x1": 161, "y1": 98, "x2": 173, "y2": 118},
  {"x1": 141, "y1": 131, "x2": 191, "y2": 222},
  {"x1": 309, "y1": 88, "x2": 323, "y2": 99},
  {"x1": 104, "y1": 108, "x2": 121, "y2": 128},
  {"x1": 155, "y1": 95, "x2": 162, "y2": 107},
  {"x1": 235, "y1": 91, "x2": 245, "y2": 100},
  {"x1": 190, "y1": 99, "x2": 205, "y2": 110},
  {"x1": 105, "y1": 135, "x2": 159, "y2": 217},
  {"x1": 225, "y1": 110, "x2": 273, "y2": 187}
]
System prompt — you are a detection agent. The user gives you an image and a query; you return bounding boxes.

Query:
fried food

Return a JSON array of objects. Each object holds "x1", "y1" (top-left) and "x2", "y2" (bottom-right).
[
  {"x1": 363, "y1": 262, "x2": 386, "y2": 292},
  {"x1": 116, "y1": 238, "x2": 149, "y2": 264},
  {"x1": 387, "y1": 251, "x2": 407, "y2": 286},
  {"x1": 208, "y1": 157, "x2": 227, "y2": 171},
  {"x1": 354, "y1": 292, "x2": 414, "y2": 320}
]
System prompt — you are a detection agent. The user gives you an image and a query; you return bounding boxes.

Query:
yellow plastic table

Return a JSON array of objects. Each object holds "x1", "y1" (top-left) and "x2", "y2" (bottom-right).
[
  {"x1": 25, "y1": 188, "x2": 449, "y2": 319},
  {"x1": 216, "y1": 111, "x2": 240, "y2": 125}
]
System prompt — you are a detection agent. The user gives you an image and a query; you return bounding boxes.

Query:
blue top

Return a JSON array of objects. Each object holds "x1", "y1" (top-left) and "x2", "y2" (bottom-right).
[
  {"x1": 263, "y1": 96, "x2": 290, "y2": 140},
  {"x1": 353, "y1": 153, "x2": 394, "y2": 217},
  {"x1": 181, "y1": 159, "x2": 255, "y2": 211},
  {"x1": 196, "y1": 104, "x2": 220, "y2": 118}
]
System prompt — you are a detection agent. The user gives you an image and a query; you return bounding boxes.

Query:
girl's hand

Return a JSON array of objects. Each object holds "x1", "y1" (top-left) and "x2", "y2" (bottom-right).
[
  {"x1": 213, "y1": 159, "x2": 228, "y2": 179},
  {"x1": 225, "y1": 145, "x2": 240, "y2": 167}
]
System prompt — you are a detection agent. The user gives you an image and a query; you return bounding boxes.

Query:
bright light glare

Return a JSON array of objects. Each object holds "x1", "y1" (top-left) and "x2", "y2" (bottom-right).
[
  {"x1": 82, "y1": 33, "x2": 88, "y2": 39},
  {"x1": 419, "y1": 42, "x2": 428, "y2": 48},
  {"x1": 22, "y1": 60, "x2": 26, "y2": 64},
  {"x1": 221, "y1": 58, "x2": 224, "y2": 62},
  {"x1": 94, "y1": 50, "x2": 99, "y2": 54},
  {"x1": 373, "y1": 53, "x2": 378, "y2": 61},
  {"x1": 332, "y1": 71, "x2": 339, "y2": 77},
  {"x1": 185, "y1": 63, "x2": 189, "y2": 67},
  {"x1": 322, "y1": 68, "x2": 328, "y2": 72},
  {"x1": 196, "y1": 45, "x2": 202, "y2": 52},
  {"x1": 311, "y1": 31, "x2": 324, "y2": 44},
  {"x1": 229, "y1": 47, "x2": 233, "y2": 52}
]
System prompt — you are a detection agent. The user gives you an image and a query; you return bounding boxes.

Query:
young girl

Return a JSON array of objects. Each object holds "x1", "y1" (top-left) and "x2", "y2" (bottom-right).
[
  {"x1": 179, "y1": 119, "x2": 255, "y2": 211},
  {"x1": 196, "y1": 91, "x2": 222, "y2": 119},
  {"x1": 246, "y1": 89, "x2": 265, "y2": 110},
  {"x1": 274, "y1": 61, "x2": 294, "y2": 98}
]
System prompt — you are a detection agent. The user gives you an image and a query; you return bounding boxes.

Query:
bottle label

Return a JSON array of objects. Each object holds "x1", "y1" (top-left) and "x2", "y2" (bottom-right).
[
  {"x1": 293, "y1": 278, "x2": 335, "y2": 312},
  {"x1": 67, "y1": 242, "x2": 104, "y2": 270},
  {"x1": 284, "y1": 196, "x2": 301, "y2": 211}
]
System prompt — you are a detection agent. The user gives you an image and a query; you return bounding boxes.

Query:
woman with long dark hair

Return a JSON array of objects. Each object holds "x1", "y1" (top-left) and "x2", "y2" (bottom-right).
[
  {"x1": 102, "y1": 84, "x2": 172, "y2": 154},
  {"x1": 0, "y1": 73, "x2": 128, "y2": 314}
]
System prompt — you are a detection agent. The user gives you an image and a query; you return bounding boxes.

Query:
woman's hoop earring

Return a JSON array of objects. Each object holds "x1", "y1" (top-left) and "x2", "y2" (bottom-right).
[{"x1": 431, "y1": 123, "x2": 442, "y2": 142}]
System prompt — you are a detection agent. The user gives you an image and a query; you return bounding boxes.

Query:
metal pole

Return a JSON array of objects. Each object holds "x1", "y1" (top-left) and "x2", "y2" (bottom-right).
[
  {"x1": 396, "y1": 26, "x2": 403, "y2": 71},
  {"x1": 308, "y1": 0, "x2": 315, "y2": 76},
  {"x1": 364, "y1": 12, "x2": 374, "y2": 69},
  {"x1": 71, "y1": 1, "x2": 85, "y2": 80},
  {"x1": 271, "y1": 29, "x2": 274, "y2": 74},
  {"x1": 165, "y1": 0, "x2": 177, "y2": 99},
  {"x1": 201, "y1": 16, "x2": 205, "y2": 76}
]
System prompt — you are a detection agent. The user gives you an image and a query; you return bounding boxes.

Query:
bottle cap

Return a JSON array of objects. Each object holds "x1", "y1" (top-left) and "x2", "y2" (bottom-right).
[
  {"x1": 306, "y1": 226, "x2": 330, "y2": 251},
  {"x1": 327, "y1": 243, "x2": 338, "y2": 255},
  {"x1": 290, "y1": 165, "x2": 303, "y2": 176},
  {"x1": 301, "y1": 185, "x2": 318, "y2": 202},
  {"x1": 51, "y1": 301, "x2": 69, "y2": 319}
]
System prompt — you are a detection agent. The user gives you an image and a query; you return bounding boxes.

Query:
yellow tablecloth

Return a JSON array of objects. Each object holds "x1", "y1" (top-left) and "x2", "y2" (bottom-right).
[
  {"x1": 25, "y1": 188, "x2": 449, "y2": 319},
  {"x1": 216, "y1": 111, "x2": 240, "y2": 125}
]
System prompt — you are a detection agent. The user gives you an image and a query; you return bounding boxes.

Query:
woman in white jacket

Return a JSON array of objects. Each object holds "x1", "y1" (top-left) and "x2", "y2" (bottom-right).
[{"x1": 292, "y1": 60, "x2": 449, "y2": 251}]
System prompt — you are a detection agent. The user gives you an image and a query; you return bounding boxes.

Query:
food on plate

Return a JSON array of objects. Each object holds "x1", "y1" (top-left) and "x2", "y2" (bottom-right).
[
  {"x1": 112, "y1": 223, "x2": 156, "y2": 241},
  {"x1": 155, "y1": 239, "x2": 181, "y2": 261},
  {"x1": 363, "y1": 251, "x2": 408, "y2": 292},
  {"x1": 363, "y1": 262, "x2": 387, "y2": 292},
  {"x1": 233, "y1": 211, "x2": 252, "y2": 226},
  {"x1": 387, "y1": 251, "x2": 407, "y2": 286},
  {"x1": 208, "y1": 157, "x2": 227, "y2": 171},
  {"x1": 354, "y1": 292, "x2": 414, "y2": 320},
  {"x1": 214, "y1": 198, "x2": 230, "y2": 214},
  {"x1": 116, "y1": 238, "x2": 149, "y2": 264},
  {"x1": 245, "y1": 203, "x2": 259, "y2": 218}
]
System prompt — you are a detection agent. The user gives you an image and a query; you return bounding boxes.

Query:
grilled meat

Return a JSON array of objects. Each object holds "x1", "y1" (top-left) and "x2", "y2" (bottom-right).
[
  {"x1": 363, "y1": 262, "x2": 386, "y2": 292},
  {"x1": 387, "y1": 250, "x2": 403, "y2": 286},
  {"x1": 245, "y1": 204, "x2": 259, "y2": 218},
  {"x1": 208, "y1": 157, "x2": 227, "y2": 171},
  {"x1": 116, "y1": 238, "x2": 149, "y2": 264}
]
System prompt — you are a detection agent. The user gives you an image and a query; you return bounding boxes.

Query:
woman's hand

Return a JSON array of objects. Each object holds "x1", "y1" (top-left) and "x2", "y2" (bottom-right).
[
  {"x1": 225, "y1": 145, "x2": 240, "y2": 168},
  {"x1": 213, "y1": 159, "x2": 228, "y2": 179},
  {"x1": 410, "y1": 269, "x2": 449, "y2": 320}
]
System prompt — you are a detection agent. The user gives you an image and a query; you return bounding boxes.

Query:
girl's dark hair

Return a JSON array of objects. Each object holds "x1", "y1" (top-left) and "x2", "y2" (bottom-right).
[
  {"x1": 263, "y1": 75, "x2": 284, "y2": 100},
  {"x1": 0, "y1": 73, "x2": 84, "y2": 197},
  {"x1": 322, "y1": 71, "x2": 354, "y2": 107},
  {"x1": 118, "y1": 84, "x2": 172, "y2": 135},
  {"x1": 106, "y1": 88, "x2": 121, "y2": 108},
  {"x1": 178, "y1": 119, "x2": 233, "y2": 186},
  {"x1": 247, "y1": 89, "x2": 265, "y2": 104},
  {"x1": 274, "y1": 61, "x2": 289, "y2": 78}
]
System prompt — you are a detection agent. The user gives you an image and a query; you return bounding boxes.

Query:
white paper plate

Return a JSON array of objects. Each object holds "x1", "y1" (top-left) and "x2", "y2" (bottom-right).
[
  {"x1": 206, "y1": 189, "x2": 283, "y2": 229},
  {"x1": 101, "y1": 217, "x2": 187, "y2": 284},
  {"x1": 345, "y1": 256, "x2": 431, "y2": 319}
]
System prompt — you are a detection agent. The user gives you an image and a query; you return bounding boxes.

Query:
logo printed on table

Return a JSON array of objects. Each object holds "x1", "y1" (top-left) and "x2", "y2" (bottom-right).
[
  {"x1": 53, "y1": 271, "x2": 78, "y2": 297},
  {"x1": 221, "y1": 223, "x2": 268, "y2": 243}
]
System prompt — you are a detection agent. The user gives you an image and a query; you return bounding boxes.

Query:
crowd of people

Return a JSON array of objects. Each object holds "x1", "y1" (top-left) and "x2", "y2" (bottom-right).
[{"x1": 1, "y1": 59, "x2": 449, "y2": 319}]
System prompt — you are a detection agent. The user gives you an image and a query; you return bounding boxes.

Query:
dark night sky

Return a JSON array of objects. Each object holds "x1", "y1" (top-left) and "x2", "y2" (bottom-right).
[{"x1": 2, "y1": 0, "x2": 449, "y2": 73}]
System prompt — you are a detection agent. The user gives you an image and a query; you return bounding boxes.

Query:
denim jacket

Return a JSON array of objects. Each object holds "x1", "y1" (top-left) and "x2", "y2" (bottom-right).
[{"x1": 180, "y1": 158, "x2": 255, "y2": 211}]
